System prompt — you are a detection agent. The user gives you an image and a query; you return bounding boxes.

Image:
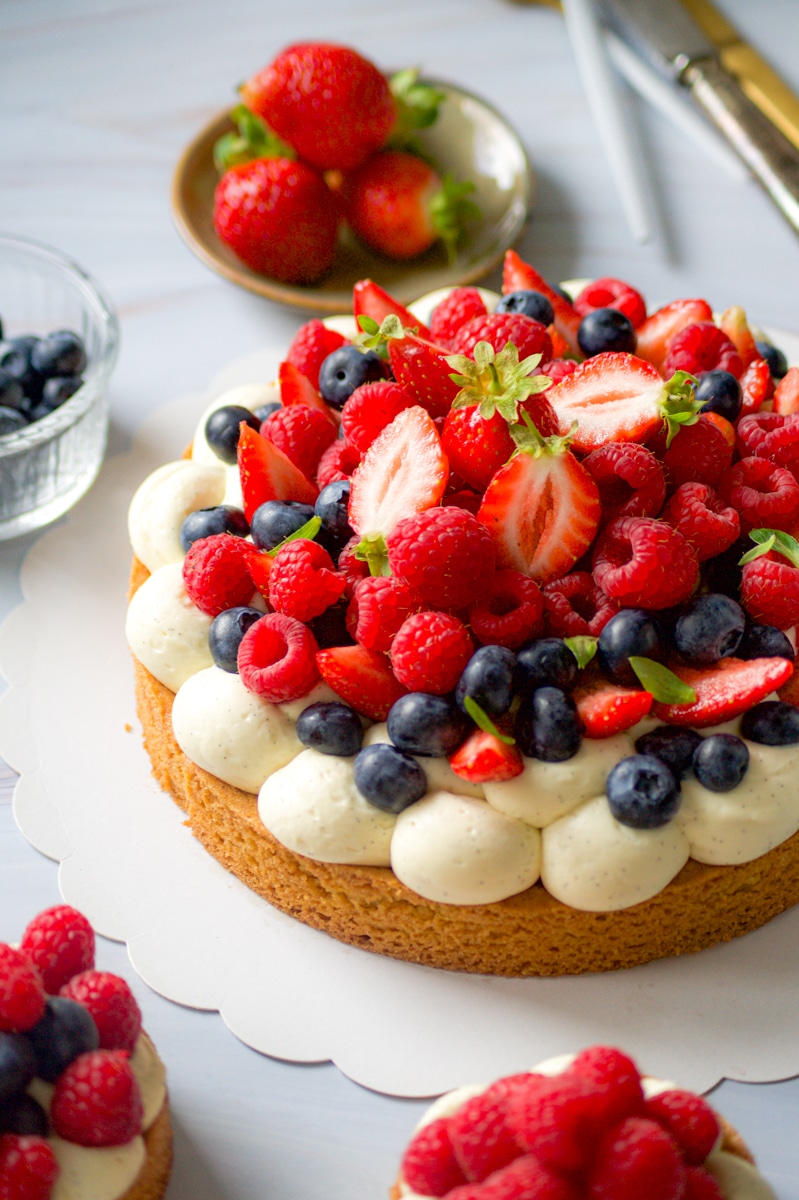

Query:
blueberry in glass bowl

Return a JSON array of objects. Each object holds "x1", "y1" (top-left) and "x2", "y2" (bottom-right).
[{"x1": 0, "y1": 234, "x2": 119, "y2": 539}]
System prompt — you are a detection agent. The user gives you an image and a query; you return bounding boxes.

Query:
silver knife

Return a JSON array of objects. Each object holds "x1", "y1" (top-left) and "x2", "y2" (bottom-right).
[{"x1": 600, "y1": 0, "x2": 799, "y2": 237}]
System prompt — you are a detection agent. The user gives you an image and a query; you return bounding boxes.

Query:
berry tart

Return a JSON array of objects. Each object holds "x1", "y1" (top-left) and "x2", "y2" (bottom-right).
[
  {"x1": 127, "y1": 258, "x2": 799, "y2": 976},
  {"x1": 393, "y1": 1044, "x2": 776, "y2": 1199},
  {"x1": 0, "y1": 905, "x2": 171, "y2": 1200}
]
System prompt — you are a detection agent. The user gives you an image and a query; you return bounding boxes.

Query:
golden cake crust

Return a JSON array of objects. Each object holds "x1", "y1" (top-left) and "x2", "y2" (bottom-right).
[
  {"x1": 120, "y1": 1099, "x2": 173, "y2": 1200},
  {"x1": 130, "y1": 555, "x2": 799, "y2": 977}
]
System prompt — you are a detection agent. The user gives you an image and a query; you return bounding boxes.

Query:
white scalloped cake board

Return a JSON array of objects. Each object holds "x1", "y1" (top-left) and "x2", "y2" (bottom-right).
[{"x1": 2, "y1": 334, "x2": 799, "y2": 1100}]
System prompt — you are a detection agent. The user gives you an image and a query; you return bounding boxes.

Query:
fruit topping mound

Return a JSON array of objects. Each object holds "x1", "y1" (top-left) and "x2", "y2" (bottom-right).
[{"x1": 397, "y1": 1046, "x2": 755, "y2": 1199}]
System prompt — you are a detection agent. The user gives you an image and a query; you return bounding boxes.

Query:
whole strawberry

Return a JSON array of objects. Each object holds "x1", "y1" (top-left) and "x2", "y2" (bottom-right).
[
  {"x1": 241, "y1": 43, "x2": 396, "y2": 171},
  {"x1": 213, "y1": 158, "x2": 339, "y2": 285}
]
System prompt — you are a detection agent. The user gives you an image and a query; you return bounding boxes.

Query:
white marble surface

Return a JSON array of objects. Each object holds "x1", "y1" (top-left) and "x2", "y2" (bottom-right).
[{"x1": 2, "y1": 0, "x2": 799, "y2": 1196}]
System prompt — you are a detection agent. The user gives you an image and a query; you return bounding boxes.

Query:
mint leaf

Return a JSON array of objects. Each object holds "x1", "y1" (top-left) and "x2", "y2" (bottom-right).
[
  {"x1": 564, "y1": 635, "x2": 598, "y2": 670},
  {"x1": 739, "y1": 527, "x2": 799, "y2": 569},
  {"x1": 463, "y1": 696, "x2": 516, "y2": 745},
  {"x1": 628, "y1": 657, "x2": 697, "y2": 705},
  {"x1": 266, "y1": 516, "x2": 322, "y2": 557}
]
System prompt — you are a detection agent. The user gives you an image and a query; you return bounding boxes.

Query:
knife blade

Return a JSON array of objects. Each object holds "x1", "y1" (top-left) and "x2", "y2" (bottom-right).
[{"x1": 601, "y1": 0, "x2": 799, "y2": 237}]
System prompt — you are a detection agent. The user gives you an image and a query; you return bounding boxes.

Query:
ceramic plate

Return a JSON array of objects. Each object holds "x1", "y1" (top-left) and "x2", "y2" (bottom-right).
[{"x1": 171, "y1": 80, "x2": 534, "y2": 312}]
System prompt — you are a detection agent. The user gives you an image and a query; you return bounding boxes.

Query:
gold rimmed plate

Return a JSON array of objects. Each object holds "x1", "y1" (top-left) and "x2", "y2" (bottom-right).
[{"x1": 171, "y1": 80, "x2": 535, "y2": 313}]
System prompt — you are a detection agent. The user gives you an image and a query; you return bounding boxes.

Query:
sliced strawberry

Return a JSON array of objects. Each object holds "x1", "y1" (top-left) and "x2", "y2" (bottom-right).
[
  {"x1": 348, "y1": 405, "x2": 449, "y2": 537},
  {"x1": 635, "y1": 299, "x2": 713, "y2": 373},
  {"x1": 502, "y1": 250, "x2": 581, "y2": 355},
  {"x1": 442, "y1": 392, "x2": 558, "y2": 493},
  {"x1": 316, "y1": 645, "x2": 407, "y2": 721},
  {"x1": 278, "y1": 361, "x2": 338, "y2": 426},
  {"x1": 237, "y1": 422, "x2": 318, "y2": 522},
  {"x1": 353, "y1": 279, "x2": 431, "y2": 340},
  {"x1": 574, "y1": 681, "x2": 653, "y2": 738},
  {"x1": 247, "y1": 548, "x2": 273, "y2": 601},
  {"x1": 719, "y1": 305, "x2": 760, "y2": 369},
  {"x1": 449, "y1": 730, "x2": 524, "y2": 783},
  {"x1": 546, "y1": 353, "x2": 668, "y2": 453},
  {"x1": 477, "y1": 423, "x2": 600, "y2": 584},
  {"x1": 387, "y1": 330, "x2": 462, "y2": 418},
  {"x1": 774, "y1": 367, "x2": 799, "y2": 416},
  {"x1": 740, "y1": 357, "x2": 774, "y2": 416},
  {"x1": 652, "y1": 656, "x2": 794, "y2": 728}
]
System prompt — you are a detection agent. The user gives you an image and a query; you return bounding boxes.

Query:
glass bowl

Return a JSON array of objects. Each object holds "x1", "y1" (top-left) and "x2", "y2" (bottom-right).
[{"x1": 0, "y1": 234, "x2": 119, "y2": 540}]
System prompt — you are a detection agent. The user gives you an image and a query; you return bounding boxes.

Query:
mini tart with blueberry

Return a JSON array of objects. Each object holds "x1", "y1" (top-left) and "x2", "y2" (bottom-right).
[{"x1": 127, "y1": 258, "x2": 799, "y2": 977}]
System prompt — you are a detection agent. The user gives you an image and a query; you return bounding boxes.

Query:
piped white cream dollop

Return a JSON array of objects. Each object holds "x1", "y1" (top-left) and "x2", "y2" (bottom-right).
[
  {"x1": 390, "y1": 791, "x2": 541, "y2": 905},
  {"x1": 172, "y1": 666, "x2": 302, "y2": 792},
  {"x1": 190, "y1": 382, "x2": 279, "y2": 465},
  {"x1": 363, "y1": 723, "x2": 486, "y2": 800},
  {"x1": 128, "y1": 460, "x2": 226, "y2": 574},
  {"x1": 126, "y1": 562, "x2": 213, "y2": 691}
]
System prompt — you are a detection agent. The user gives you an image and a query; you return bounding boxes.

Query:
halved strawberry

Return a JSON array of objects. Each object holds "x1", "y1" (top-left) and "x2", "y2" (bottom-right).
[
  {"x1": 348, "y1": 405, "x2": 449, "y2": 537},
  {"x1": 316, "y1": 645, "x2": 407, "y2": 721},
  {"x1": 442, "y1": 392, "x2": 558, "y2": 492},
  {"x1": 449, "y1": 730, "x2": 524, "y2": 782},
  {"x1": 237, "y1": 422, "x2": 318, "y2": 521},
  {"x1": 719, "y1": 306, "x2": 760, "y2": 369},
  {"x1": 477, "y1": 422, "x2": 601, "y2": 584},
  {"x1": 278, "y1": 361, "x2": 338, "y2": 426},
  {"x1": 774, "y1": 367, "x2": 799, "y2": 416},
  {"x1": 634, "y1": 299, "x2": 713, "y2": 373},
  {"x1": 651, "y1": 656, "x2": 794, "y2": 727},
  {"x1": 353, "y1": 279, "x2": 431, "y2": 340},
  {"x1": 740, "y1": 357, "x2": 774, "y2": 416},
  {"x1": 502, "y1": 249, "x2": 581, "y2": 355},
  {"x1": 546, "y1": 353, "x2": 670, "y2": 453},
  {"x1": 574, "y1": 681, "x2": 653, "y2": 738}
]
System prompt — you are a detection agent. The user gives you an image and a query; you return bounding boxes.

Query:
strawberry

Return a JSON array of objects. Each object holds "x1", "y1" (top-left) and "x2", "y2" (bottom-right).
[
  {"x1": 278, "y1": 361, "x2": 338, "y2": 426},
  {"x1": 739, "y1": 357, "x2": 774, "y2": 415},
  {"x1": 774, "y1": 366, "x2": 799, "y2": 415},
  {"x1": 574, "y1": 681, "x2": 653, "y2": 738},
  {"x1": 286, "y1": 319, "x2": 347, "y2": 389},
  {"x1": 237, "y1": 423, "x2": 317, "y2": 522},
  {"x1": 477, "y1": 420, "x2": 601, "y2": 584},
  {"x1": 212, "y1": 158, "x2": 339, "y2": 285},
  {"x1": 449, "y1": 730, "x2": 524, "y2": 783},
  {"x1": 340, "y1": 380, "x2": 416, "y2": 453},
  {"x1": 651, "y1": 656, "x2": 794, "y2": 727},
  {"x1": 719, "y1": 305, "x2": 760, "y2": 369},
  {"x1": 240, "y1": 43, "x2": 396, "y2": 171},
  {"x1": 502, "y1": 250, "x2": 582, "y2": 355},
  {"x1": 352, "y1": 279, "x2": 431, "y2": 339},
  {"x1": 316, "y1": 645, "x2": 407, "y2": 721},
  {"x1": 634, "y1": 299, "x2": 713, "y2": 373},
  {"x1": 384, "y1": 324, "x2": 464, "y2": 419},
  {"x1": 348, "y1": 405, "x2": 448, "y2": 536},
  {"x1": 342, "y1": 150, "x2": 478, "y2": 261}
]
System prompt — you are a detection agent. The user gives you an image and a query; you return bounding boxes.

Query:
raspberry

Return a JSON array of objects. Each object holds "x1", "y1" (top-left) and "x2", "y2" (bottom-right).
[
  {"x1": 467, "y1": 1155, "x2": 582, "y2": 1200},
  {"x1": 316, "y1": 644, "x2": 406, "y2": 721},
  {"x1": 238, "y1": 613, "x2": 320, "y2": 703},
  {"x1": 586, "y1": 1116, "x2": 686, "y2": 1200},
  {"x1": 540, "y1": 358, "x2": 579, "y2": 389},
  {"x1": 506, "y1": 1073, "x2": 616, "y2": 1174},
  {"x1": 60, "y1": 972, "x2": 142, "y2": 1053},
  {"x1": 448, "y1": 1089, "x2": 522, "y2": 1182},
  {"x1": 268, "y1": 538, "x2": 346, "y2": 621},
  {"x1": 429, "y1": 288, "x2": 489, "y2": 345},
  {"x1": 50, "y1": 1050, "x2": 143, "y2": 1148},
  {"x1": 0, "y1": 1134, "x2": 59, "y2": 1200},
  {"x1": 0, "y1": 946, "x2": 45, "y2": 1034},
  {"x1": 661, "y1": 482, "x2": 740, "y2": 562},
  {"x1": 449, "y1": 312, "x2": 552, "y2": 364},
  {"x1": 400, "y1": 1117, "x2": 467, "y2": 1197},
  {"x1": 565, "y1": 1047, "x2": 644, "y2": 1126},
  {"x1": 737, "y1": 411, "x2": 799, "y2": 476},
  {"x1": 468, "y1": 570, "x2": 545, "y2": 649},
  {"x1": 346, "y1": 576, "x2": 422, "y2": 652},
  {"x1": 391, "y1": 612, "x2": 474, "y2": 694},
  {"x1": 182, "y1": 534, "x2": 257, "y2": 618},
  {"x1": 583, "y1": 443, "x2": 666, "y2": 524},
  {"x1": 741, "y1": 553, "x2": 799, "y2": 629},
  {"x1": 315, "y1": 438, "x2": 362, "y2": 488},
  {"x1": 20, "y1": 906, "x2": 95, "y2": 995},
  {"x1": 387, "y1": 507, "x2": 496, "y2": 610},
  {"x1": 574, "y1": 277, "x2": 647, "y2": 327},
  {"x1": 645, "y1": 1088, "x2": 720, "y2": 1165},
  {"x1": 285, "y1": 318, "x2": 346, "y2": 389},
  {"x1": 719, "y1": 457, "x2": 799, "y2": 533},
  {"x1": 662, "y1": 322, "x2": 743, "y2": 378},
  {"x1": 592, "y1": 517, "x2": 699, "y2": 610},
  {"x1": 336, "y1": 534, "x2": 370, "y2": 598},
  {"x1": 652, "y1": 413, "x2": 735, "y2": 490},
  {"x1": 340, "y1": 380, "x2": 416, "y2": 453},
  {"x1": 543, "y1": 572, "x2": 619, "y2": 637},
  {"x1": 683, "y1": 1166, "x2": 725, "y2": 1200},
  {"x1": 263, "y1": 404, "x2": 337, "y2": 481}
]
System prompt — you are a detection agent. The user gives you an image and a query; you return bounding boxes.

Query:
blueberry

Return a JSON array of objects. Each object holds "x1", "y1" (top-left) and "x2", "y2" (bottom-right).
[
  {"x1": 756, "y1": 340, "x2": 789, "y2": 380},
  {"x1": 387, "y1": 693, "x2": 470, "y2": 757},
  {"x1": 0, "y1": 1092, "x2": 48, "y2": 1137},
  {"x1": 738, "y1": 623, "x2": 795, "y2": 661},
  {"x1": 318, "y1": 346, "x2": 383, "y2": 409},
  {"x1": 31, "y1": 330, "x2": 87, "y2": 378},
  {"x1": 673, "y1": 594, "x2": 745, "y2": 664},
  {"x1": 250, "y1": 500, "x2": 316, "y2": 550},
  {"x1": 180, "y1": 505, "x2": 249, "y2": 552},
  {"x1": 353, "y1": 743, "x2": 427, "y2": 813},
  {"x1": 577, "y1": 308, "x2": 636, "y2": 357},
  {"x1": 315, "y1": 479, "x2": 353, "y2": 543},
  {"x1": 0, "y1": 336, "x2": 44, "y2": 401},
  {"x1": 514, "y1": 686, "x2": 582, "y2": 762},
  {"x1": 27, "y1": 996, "x2": 99, "y2": 1082},
  {"x1": 208, "y1": 606, "x2": 262, "y2": 672},
  {"x1": 694, "y1": 370, "x2": 742, "y2": 423},
  {"x1": 204, "y1": 405, "x2": 262, "y2": 465},
  {"x1": 296, "y1": 702, "x2": 363, "y2": 756},
  {"x1": 634, "y1": 725, "x2": 703, "y2": 779},
  {"x1": 0, "y1": 406, "x2": 28, "y2": 435},
  {"x1": 495, "y1": 289, "x2": 554, "y2": 327},
  {"x1": 0, "y1": 1032, "x2": 36, "y2": 1107},
  {"x1": 39, "y1": 375, "x2": 83, "y2": 411},
  {"x1": 606, "y1": 754, "x2": 681, "y2": 828},
  {"x1": 740, "y1": 700, "x2": 799, "y2": 745},
  {"x1": 693, "y1": 733, "x2": 749, "y2": 792},
  {"x1": 516, "y1": 638, "x2": 577, "y2": 693},
  {"x1": 0, "y1": 369, "x2": 24, "y2": 412},
  {"x1": 253, "y1": 400, "x2": 282, "y2": 423},
  {"x1": 597, "y1": 610, "x2": 661, "y2": 686},
  {"x1": 308, "y1": 599, "x2": 355, "y2": 649},
  {"x1": 455, "y1": 645, "x2": 518, "y2": 717}
]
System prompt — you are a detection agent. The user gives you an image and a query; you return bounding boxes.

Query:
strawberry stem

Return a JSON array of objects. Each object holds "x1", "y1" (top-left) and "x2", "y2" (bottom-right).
[
  {"x1": 214, "y1": 104, "x2": 295, "y2": 172},
  {"x1": 354, "y1": 533, "x2": 391, "y2": 576},
  {"x1": 447, "y1": 340, "x2": 550, "y2": 423},
  {"x1": 657, "y1": 370, "x2": 702, "y2": 449}
]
